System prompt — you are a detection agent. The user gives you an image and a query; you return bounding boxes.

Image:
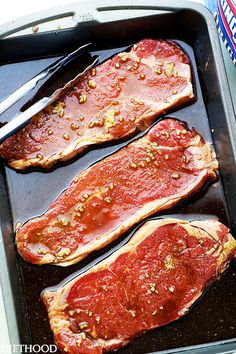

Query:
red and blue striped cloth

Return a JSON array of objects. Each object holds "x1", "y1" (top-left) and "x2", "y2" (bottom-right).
[{"x1": 206, "y1": 0, "x2": 236, "y2": 65}]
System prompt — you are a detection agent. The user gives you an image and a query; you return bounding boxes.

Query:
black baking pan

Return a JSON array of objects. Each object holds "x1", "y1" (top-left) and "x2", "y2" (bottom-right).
[{"x1": 0, "y1": 1, "x2": 236, "y2": 353}]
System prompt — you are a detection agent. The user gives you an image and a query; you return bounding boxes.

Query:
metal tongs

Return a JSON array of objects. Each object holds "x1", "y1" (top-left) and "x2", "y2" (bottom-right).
[{"x1": 0, "y1": 43, "x2": 99, "y2": 143}]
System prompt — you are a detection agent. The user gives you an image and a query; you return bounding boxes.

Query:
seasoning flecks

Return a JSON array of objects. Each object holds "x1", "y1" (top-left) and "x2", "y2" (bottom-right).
[
  {"x1": 171, "y1": 173, "x2": 180, "y2": 179},
  {"x1": 139, "y1": 73, "x2": 145, "y2": 80},
  {"x1": 88, "y1": 80, "x2": 96, "y2": 89},
  {"x1": 52, "y1": 101, "x2": 66, "y2": 116},
  {"x1": 164, "y1": 131, "x2": 170, "y2": 139},
  {"x1": 120, "y1": 55, "x2": 128, "y2": 62},
  {"x1": 129, "y1": 310, "x2": 136, "y2": 318},
  {"x1": 37, "y1": 248, "x2": 47, "y2": 255},
  {"x1": 169, "y1": 285, "x2": 175, "y2": 293},
  {"x1": 78, "y1": 94, "x2": 87, "y2": 104},
  {"x1": 155, "y1": 67, "x2": 162, "y2": 75},
  {"x1": 70, "y1": 123, "x2": 80, "y2": 131},
  {"x1": 91, "y1": 68, "x2": 96, "y2": 77},
  {"x1": 95, "y1": 315, "x2": 101, "y2": 324},
  {"x1": 130, "y1": 161, "x2": 138, "y2": 169},
  {"x1": 56, "y1": 248, "x2": 71, "y2": 257},
  {"x1": 79, "y1": 322, "x2": 89, "y2": 330},
  {"x1": 164, "y1": 256, "x2": 175, "y2": 270},
  {"x1": 63, "y1": 133, "x2": 70, "y2": 140}
]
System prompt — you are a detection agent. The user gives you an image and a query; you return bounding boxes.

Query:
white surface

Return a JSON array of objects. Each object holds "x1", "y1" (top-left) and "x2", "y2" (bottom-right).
[
  {"x1": 0, "y1": 0, "x2": 235, "y2": 350},
  {"x1": 0, "y1": 286, "x2": 10, "y2": 346},
  {"x1": 0, "y1": 0, "x2": 72, "y2": 24}
]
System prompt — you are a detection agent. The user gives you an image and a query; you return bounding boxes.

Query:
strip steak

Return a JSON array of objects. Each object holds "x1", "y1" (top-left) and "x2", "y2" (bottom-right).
[
  {"x1": 42, "y1": 218, "x2": 236, "y2": 354},
  {"x1": 16, "y1": 119, "x2": 218, "y2": 266},
  {"x1": 0, "y1": 39, "x2": 194, "y2": 170}
]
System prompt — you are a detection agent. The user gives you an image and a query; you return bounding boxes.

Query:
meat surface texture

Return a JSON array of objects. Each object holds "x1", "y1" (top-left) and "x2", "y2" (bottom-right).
[
  {"x1": 42, "y1": 218, "x2": 236, "y2": 354},
  {"x1": 0, "y1": 39, "x2": 194, "y2": 170},
  {"x1": 16, "y1": 119, "x2": 218, "y2": 266}
]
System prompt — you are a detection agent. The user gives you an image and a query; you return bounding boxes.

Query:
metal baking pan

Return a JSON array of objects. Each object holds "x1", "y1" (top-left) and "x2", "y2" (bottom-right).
[{"x1": 0, "y1": 1, "x2": 236, "y2": 353}]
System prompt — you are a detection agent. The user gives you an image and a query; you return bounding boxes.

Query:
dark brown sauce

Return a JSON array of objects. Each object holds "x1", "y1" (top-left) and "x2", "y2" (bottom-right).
[{"x1": 0, "y1": 39, "x2": 235, "y2": 354}]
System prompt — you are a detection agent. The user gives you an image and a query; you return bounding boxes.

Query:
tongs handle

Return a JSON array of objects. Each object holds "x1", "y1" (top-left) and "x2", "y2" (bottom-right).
[
  {"x1": 0, "y1": 56, "x2": 99, "y2": 144},
  {"x1": 0, "y1": 43, "x2": 90, "y2": 116}
]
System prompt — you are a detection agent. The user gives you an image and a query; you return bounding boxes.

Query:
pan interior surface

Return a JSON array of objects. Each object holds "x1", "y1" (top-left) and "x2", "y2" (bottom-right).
[{"x1": 0, "y1": 9, "x2": 236, "y2": 354}]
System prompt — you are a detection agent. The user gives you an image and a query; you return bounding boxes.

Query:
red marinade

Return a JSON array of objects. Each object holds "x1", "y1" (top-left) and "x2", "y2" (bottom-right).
[
  {"x1": 0, "y1": 39, "x2": 193, "y2": 169},
  {"x1": 16, "y1": 119, "x2": 217, "y2": 266},
  {"x1": 43, "y1": 218, "x2": 236, "y2": 353}
]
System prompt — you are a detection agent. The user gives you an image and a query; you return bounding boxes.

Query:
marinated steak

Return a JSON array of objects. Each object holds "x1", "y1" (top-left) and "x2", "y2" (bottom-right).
[
  {"x1": 0, "y1": 39, "x2": 194, "y2": 170},
  {"x1": 42, "y1": 218, "x2": 236, "y2": 354},
  {"x1": 16, "y1": 119, "x2": 218, "y2": 266}
]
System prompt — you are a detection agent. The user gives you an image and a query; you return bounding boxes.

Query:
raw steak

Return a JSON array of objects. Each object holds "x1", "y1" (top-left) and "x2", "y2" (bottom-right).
[
  {"x1": 0, "y1": 39, "x2": 194, "y2": 170},
  {"x1": 42, "y1": 218, "x2": 236, "y2": 354},
  {"x1": 16, "y1": 119, "x2": 218, "y2": 266}
]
